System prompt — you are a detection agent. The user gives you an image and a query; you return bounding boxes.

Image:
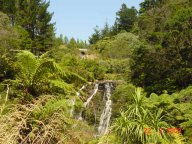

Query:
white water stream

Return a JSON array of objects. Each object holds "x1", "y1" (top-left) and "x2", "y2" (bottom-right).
[
  {"x1": 76, "y1": 82, "x2": 113, "y2": 136},
  {"x1": 70, "y1": 85, "x2": 86, "y2": 117},
  {"x1": 78, "y1": 84, "x2": 99, "y2": 120},
  {"x1": 84, "y1": 84, "x2": 98, "y2": 107},
  {"x1": 76, "y1": 85, "x2": 86, "y2": 97},
  {"x1": 69, "y1": 98, "x2": 75, "y2": 117},
  {"x1": 98, "y1": 83, "x2": 112, "y2": 135}
]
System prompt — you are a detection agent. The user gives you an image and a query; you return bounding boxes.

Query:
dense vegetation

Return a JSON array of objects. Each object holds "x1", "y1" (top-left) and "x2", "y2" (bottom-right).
[{"x1": 0, "y1": 0, "x2": 192, "y2": 143}]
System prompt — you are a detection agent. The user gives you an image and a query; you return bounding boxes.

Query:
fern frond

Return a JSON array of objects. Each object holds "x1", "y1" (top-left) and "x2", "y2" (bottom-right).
[
  {"x1": 60, "y1": 71, "x2": 87, "y2": 86},
  {"x1": 16, "y1": 50, "x2": 38, "y2": 86},
  {"x1": 49, "y1": 79, "x2": 74, "y2": 94},
  {"x1": 33, "y1": 98, "x2": 71, "y2": 120},
  {"x1": 32, "y1": 60, "x2": 61, "y2": 84}
]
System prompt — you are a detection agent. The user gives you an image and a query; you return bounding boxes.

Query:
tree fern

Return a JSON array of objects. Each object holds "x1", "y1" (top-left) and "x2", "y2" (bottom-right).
[
  {"x1": 14, "y1": 50, "x2": 87, "y2": 97},
  {"x1": 16, "y1": 50, "x2": 38, "y2": 87},
  {"x1": 32, "y1": 59, "x2": 60, "y2": 84},
  {"x1": 60, "y1": 71, "x2": 87, "y2": 87},
  {"x1": 49, "y1": 79, "x2": 74, "y2": 94},
  {"x1": 14, "y1": 51, "x2": 60, "y2": 95}
]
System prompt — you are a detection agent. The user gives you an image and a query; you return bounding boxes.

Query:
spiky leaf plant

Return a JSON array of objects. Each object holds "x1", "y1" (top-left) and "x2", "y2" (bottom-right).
[{"x1": 112, "y1": 87, "x2": 171, "y2": 144}]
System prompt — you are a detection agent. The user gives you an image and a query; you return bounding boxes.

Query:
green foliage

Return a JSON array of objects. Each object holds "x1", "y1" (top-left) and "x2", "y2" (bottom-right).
[
  {"x1": 112, "y1": 87, "x2": 150, "y2": 143},
  {"x1": 148, "y1": 86, "x2": 192, "y2": 143},
  {"x1": 67, "y1": 37, "x2": 77, "y2": 49},
  {"x1": 89, "y1": 4, "x2": 138, "y2": 44},
  {"x1": 94, "y1": 133, "x2": 121, "y2": 144},
  {"x1": 139, "y1": 0, "x2": 165, "y2": 14},
  {"x1": 33, "y1": 97, "x2": 71, "y2": 120},
  {"x1": 100, "y1": 22, "x2": 111, "y2": 39},
  {"x1": 89, "y1": 26, "x2": 101, "y2": 44},
  {"x1": 0, "y1": 0, "x2": 55, "y2": 54},
  {"x1": 1, "y1": 0, "x2": 192, "y2": 143},
  {"x1": 17, "y1": 0, "x2": 55, "y2": 54},
  {"x1": 94, "y1": 32, "x2": 142, "y2": 59},
  {"x1": 131, "y1": 5, "x2": 192, "y2": 94},
  {"x1": 58, "y1": 53, "x2": 107, "y2": 81},
  {"x1": 40, "y1": 45, "x2": 76, "y2": 62},
  {"x1": 48, "y1": 79, "x2": 74, "y2": 94},
  {"x1": 0, "y1": 0, "x2": 18, "y2": 25},
  {"x1": 109, "y1": 32, "x2": 141, "y2": 58},
  {"x1": 116, "y1": 4, "x2": 138, "y2": 32},
  {"x1": 14, "y1": 50, "x2": 58, "y2": 95},
  {"x1": 0, "y1": 12, "x2": 20, "y2": 81},
  {"x1": 111, "y1": 84, "x2": 135, "y2": 118},
  {"x1": 112, "y1": 86, "x2": 189, "y2": 143},
  {"x1": 16, "y1": 26, "x2": 32, "y2": 50},
  {"x1": 12, "y1": 50, "x2": 86, "y2": 97}
]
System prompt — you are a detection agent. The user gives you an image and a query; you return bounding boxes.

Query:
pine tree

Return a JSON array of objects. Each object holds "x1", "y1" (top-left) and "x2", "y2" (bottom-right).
[
  {"x1": 101, "y1": 22, "x2": 111, "y2": 38},
  {"x1": 63, "y1": 36, "x2": 69, "y2": 44},
  {"x1": 111, "y1": 21, "x2": 119, "y2": 35},
  {"x1": 67, "y1": 38, "x2": 77, "y2": 49},
  {"x1": 89, "y1": 26, "x2": 101, "y2": 44},
  {"x1": 16, "y1": 0, "x2": 55, "y2": 55},
  {"x1": 116, "y1": 4, "x2": 138, "y2": 32}
]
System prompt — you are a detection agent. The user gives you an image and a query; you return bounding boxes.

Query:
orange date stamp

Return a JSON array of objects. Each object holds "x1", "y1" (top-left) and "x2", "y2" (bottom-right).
[{"x1": 144, "y1": 127, "x2": 183, "y2": 135}]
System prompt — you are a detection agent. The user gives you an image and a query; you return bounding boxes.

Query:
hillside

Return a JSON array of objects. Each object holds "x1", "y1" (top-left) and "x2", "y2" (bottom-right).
[{"x1": 0, "y1": 0, "x2": 192, "y2": 143}]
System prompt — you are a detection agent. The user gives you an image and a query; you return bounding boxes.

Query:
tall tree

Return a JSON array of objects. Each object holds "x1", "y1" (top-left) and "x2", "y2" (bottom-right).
[
  {"x1": 116, "y1": 4, "x2": 138, "y2": 32},
  {"x1": 111, "y1": 21, "x2": 119, "y2": 36},
  {"x1": 67, "y1": 38, "x2": 77, "y2": 49},
  {"x1": 101, "y1": 22, "x2": 111, "y2": 38},
  {"x1": 63, "y1": 36, "x2": 69, "y2": 44},
  {"x1": 89, "y1": 26, "x2": 101, "y2": 44},
  {"x1": 16, "y1": 0, "x2": 55, "y2": 55}
]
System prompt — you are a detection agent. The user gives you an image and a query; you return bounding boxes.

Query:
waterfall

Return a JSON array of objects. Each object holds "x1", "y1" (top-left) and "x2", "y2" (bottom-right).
[
  {"x1": 80, "y1": 85, "x2": 86, "y2": 91},
  {"x1": 78, "y1": 84, "x2": 99, "y2": 120},
  {"x1": 98, "y1": 83, "x2": 112, "y2": 135},
  {"x1": 69, "y1": 98, "x2": 75, "y2": 117},
  {"x1": 76, "y1": 85, "x2": 86, "y2": 97},
  {"x1": 70, "y1": 85, "x2": 86, "y2": 117},
  {"x1": 84, "y1": 84, "x2": 98, "y2": 107}
]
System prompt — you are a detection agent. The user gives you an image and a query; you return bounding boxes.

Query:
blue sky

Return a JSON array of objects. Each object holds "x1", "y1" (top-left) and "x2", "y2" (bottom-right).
[{"x1": 48, "y1": 0, "x2": 143, "y2": 41}]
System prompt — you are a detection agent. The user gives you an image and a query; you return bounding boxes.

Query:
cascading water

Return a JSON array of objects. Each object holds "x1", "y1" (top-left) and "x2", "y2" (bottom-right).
[
  {"x1": 70, "y1": 85, "x2": 86, "y2": 117},
  {"x1": 76, "y1": 85, "x2": 86, "y2": 97},
  {"x1": 98, "y1": 83, "x2": 112, "y2": 135},
  {"x1": 84, "y1": 84, "x2": 98, "y2": 107},
  {"x1": 69, "y1": 98, "x2": 75, "y2": 117},
  {"x1": 78, "y1": 84, "x2": 99, "y2": 120}
]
